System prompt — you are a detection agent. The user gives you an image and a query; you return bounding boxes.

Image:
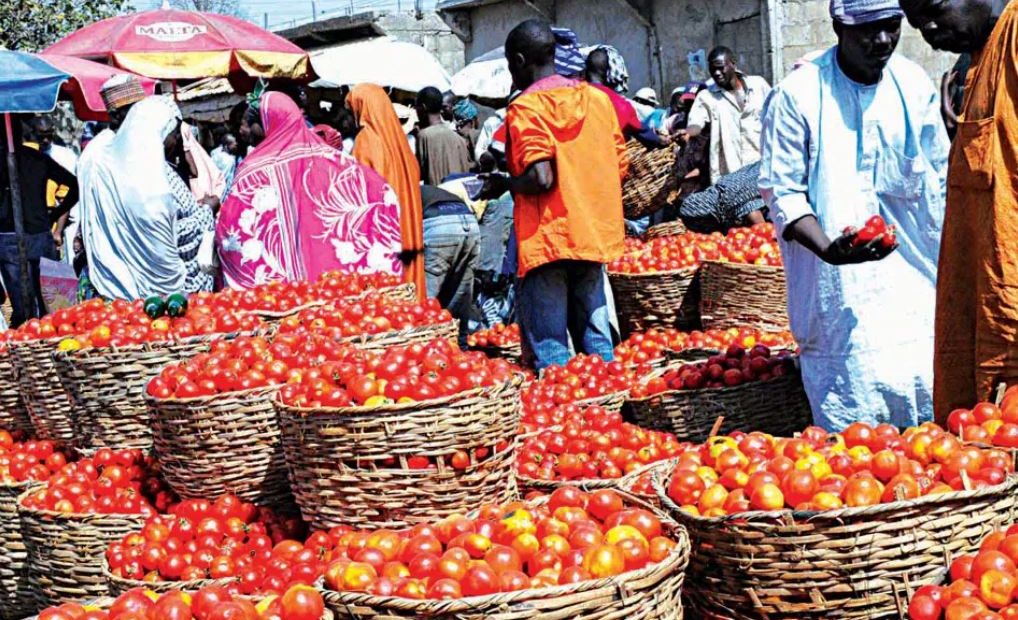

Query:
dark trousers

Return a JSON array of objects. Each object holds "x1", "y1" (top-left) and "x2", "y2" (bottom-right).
[{"x1": 0, "y1": 232, "x2": 58, "y2": 327}]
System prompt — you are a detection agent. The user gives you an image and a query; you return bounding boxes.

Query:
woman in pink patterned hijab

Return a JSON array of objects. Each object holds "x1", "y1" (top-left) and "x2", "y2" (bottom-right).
[{"x1": 216, "y1": 92, "x2": 403, "y2": 289}]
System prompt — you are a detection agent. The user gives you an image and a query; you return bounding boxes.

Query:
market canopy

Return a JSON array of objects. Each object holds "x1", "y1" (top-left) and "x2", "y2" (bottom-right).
[
  {"x1": 0, "y1": 50, "x2": 156, "y2": 120},
  {"x1": 311, "y1": 38, "x2": 451, "y2": 94},
  {"x1": 44, "y1": 1, "x2": 314, "y2": 81},
  {"x1": 452, "y1": 44, "x2": 596, "y2": 100}
]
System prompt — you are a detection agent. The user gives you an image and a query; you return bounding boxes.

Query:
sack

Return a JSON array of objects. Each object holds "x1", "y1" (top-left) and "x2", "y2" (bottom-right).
[{"x1": 39, "y1": 257, "x2": 78, "y2": 312}]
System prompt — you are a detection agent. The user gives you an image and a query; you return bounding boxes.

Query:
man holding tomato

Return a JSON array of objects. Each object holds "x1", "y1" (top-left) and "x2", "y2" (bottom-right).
[
  {"x1": 758, "y1": 0, "x2": 949, "y2": 430},
  {"x1": 490, "y1": 19, "x2": 628, "y2": 370}
]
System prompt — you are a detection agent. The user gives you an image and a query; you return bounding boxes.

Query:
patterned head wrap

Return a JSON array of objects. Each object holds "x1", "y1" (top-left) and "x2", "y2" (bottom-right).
[
  {"x1": 829, "y1": 0, "x2": 904, "y2": 25},
  {"x1": 594, "y1": 45, "x2": 629, "y2": 94},
  {"x1": 453, "y1": 99, "x2": 478, "y2": 122},
  {"x1": 551, "y1": 26, "x2": 585, "y2": 77},
  {"x1": 246, "y1": 79, "x2": 268, "y2": 111}
]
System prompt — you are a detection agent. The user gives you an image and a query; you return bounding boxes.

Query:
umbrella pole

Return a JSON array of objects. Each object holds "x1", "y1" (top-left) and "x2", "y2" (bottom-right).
[{"x1": 3, "y1": 114, "x2": 34, "y2": 325}]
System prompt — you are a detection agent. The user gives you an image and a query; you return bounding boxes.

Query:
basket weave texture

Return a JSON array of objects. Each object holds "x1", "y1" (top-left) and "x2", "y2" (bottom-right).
[
  {"x1": 622, "y1": 141, "x2": 678, "y2": 220},
  {"x1": 608, "y1": 267, "x2": 700, "y2": 337},
  {"x1": 0, "y1": 353, "x2": 31, "y2": 435},
  {"x1": 699, "y1": 260, "x2": 789, "y2": 331},
  {"x1": 644, "y1": 220, "x2": 688, "y2": 240},
  {"x1": 655, "y1": 470, "x2": 1018, "y2": 619},
  {"x1": 149, "y1": 385, "x2": 291, "y2": 508},
  {"x1": 53, "y1": 336, "x2": 232, "y2": 451},
  {"x1": 18, "y1": 490, "x2": 146, "y2": 606},
  {"x1": 626, "y1": 365, "x2": 813, "y2": 443},
  {"x1": 276, "y1": 378, "x2": 522, "y2": 529},
  {"x1": 0, "y1": 481, "x2": 38, "y2": 620},
  {"x1": 321, "y1": 492, "x2": 689, "y2": 620},
  {"x1": 8, "y1": 339, "x2": 75, "y2": 442}
]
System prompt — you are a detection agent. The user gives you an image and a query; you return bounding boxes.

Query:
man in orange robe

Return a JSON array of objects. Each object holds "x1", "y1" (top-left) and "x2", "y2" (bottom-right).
[
  {"x1": 498, "y1": 19, "x2": 628, "y2": 370},
  {"x1": 901, "y1": 0, "x2": 1018, "y2": 419}
]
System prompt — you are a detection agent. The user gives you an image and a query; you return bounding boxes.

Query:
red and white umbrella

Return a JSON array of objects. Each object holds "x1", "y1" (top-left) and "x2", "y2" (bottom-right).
[{"x1": 44, "y1": 1, "x2": 314, "y2": 81}]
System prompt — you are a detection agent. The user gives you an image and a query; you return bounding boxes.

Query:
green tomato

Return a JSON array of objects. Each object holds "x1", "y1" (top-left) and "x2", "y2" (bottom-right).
[{"x1": 143, "y1": 296, "x2": 166, "y2": 319}]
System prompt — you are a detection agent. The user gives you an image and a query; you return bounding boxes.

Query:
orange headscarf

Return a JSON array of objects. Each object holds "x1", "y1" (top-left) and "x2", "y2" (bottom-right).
[{"x1": 348, "y1": 84, "x2": 425, "y2": 299}]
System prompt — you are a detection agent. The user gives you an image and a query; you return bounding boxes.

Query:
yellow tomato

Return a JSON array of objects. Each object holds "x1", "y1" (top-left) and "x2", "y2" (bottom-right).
[{"x1": 57, "y1": 338, "x2": 81, "y2": 352}]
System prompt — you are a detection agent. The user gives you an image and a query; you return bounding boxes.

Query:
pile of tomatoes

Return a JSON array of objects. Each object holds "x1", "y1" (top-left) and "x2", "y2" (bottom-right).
[
  {"x1": 666, "y1": 422, "x2": 1013, "y2": 517},
  {"x1": 467, "y1": 323, "x2": 521, "y2": 349},
  {"x1": 105, "y1": 494, "x2": 307, "y2": 592},
  {"x1": 909, "y1": 527, "x2": 1018, "y2": 619},
  {"x1": 632, "y1": 344, "x2": 795, "y2": 397},
  {"x1": 521, "y1": 354, "x2": 638, "y2": 415},
  {"x1": 608, "y1": 223, "x2": 782, "y2": 274},
  {"x1": 947, "y1": 392, "x2": 1018, "y2": 449},
  {"x1": 278, "y1": 338, "x2": 517, "y2": 408},
  {"x1": 322, "y1": 489, "x2": 678, "y2": 598},
  {"x1": 0, "y1": 431, "x2": 69, "y2": 484},
  {"x1": 613, "y1": 326, "x2": 796, "y2": 368},
  {"x1": 517, "y1": 406, "x2": 686, "y2": 482},
  {"x1": 274, "y1": 296, "x2": 452, "y2": 338},
  {"x1": 20, "y1": 448, "x2": 175, "y2": 516},
  {"x1": 37, "y1": 583, "x2": 325, "y2": 620}
]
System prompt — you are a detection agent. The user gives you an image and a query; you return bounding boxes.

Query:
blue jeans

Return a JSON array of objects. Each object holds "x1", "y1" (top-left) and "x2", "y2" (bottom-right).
[
  {"x1": 0, "y1": 232, "x2": 57, "y2": 327},
  {"x1": 517, "y1": 259, "x2": 615, "y2": 371},
  {"x1": 424, "y1": 214, "x2": 480, "y2": 344}
]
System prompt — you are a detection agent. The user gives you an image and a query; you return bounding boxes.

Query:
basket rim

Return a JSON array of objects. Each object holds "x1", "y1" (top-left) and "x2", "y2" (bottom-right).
[
  {"x1": 275, "y1": 373, "x2": 525, "y2": 415},
  {"x1": 606, "y1": 265, "x2": 699, "y2": 279},
  {"x1": 333, "y1": 318, "x2": 458, "y2": 346},
  {"x1": 146, "y1": 383, "x2": 282, "y2": 406},
  {"x1": 319, "y1": 490, "x2": 689, "y2": 612},
  {"x1": 53, "y1": 329, "x2": 259, "y2": 361},
  {"x1": 16, "y1": 487, "x2": 150, "y2": 522},
  {"x1": 699, "y1": 259, "x2": 784, "y2": 274},
  {"x1": 626, "y1": 362, "x2": 800, "y2": 404},
  {"x1": 653, "y1": 464, "x2": 1018, "y2": 525},
  {"x1": 100, "y1": 555, "x2": 236, "y2": 591},
  {"x1": 515, "y1": 456, "x2": 675, "y2": 491},
  {"x1": 253, "y1": 300, "x2": 326, "y2": 319}
]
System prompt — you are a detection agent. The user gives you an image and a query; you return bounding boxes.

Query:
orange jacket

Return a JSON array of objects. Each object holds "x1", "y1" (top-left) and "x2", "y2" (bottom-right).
[{"x1": 506, "y1": 81, "x2": 628, "y2": 277}]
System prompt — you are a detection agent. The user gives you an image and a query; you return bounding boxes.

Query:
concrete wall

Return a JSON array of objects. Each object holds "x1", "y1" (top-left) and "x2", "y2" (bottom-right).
[{"x1": 379, "y1": 12, "x2": 467, "y2": 74}]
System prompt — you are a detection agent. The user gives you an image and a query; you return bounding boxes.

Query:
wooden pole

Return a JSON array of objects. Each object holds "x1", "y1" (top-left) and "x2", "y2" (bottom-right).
[{"x1": 3, "y1": 114, "x2": 34, "y2": 324}]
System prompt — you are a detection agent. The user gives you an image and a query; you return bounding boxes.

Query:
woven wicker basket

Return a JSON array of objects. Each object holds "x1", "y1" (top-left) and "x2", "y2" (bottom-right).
[
  {"x1": 340, "y1": 319, "x2": 458, "y2": 353},
  {"x1": 0, "y1": 481, "x2": 39, "y2": 620},
  {"x1": 52, "y1": 335, "x2": 242, "y2": 452},
  {"x1": 374, "y1": 282, "x2": 418, "y2": 303},
  {"x1": 8, "y1": 339, "x2": 76, "y2": 442},
  {"x1": 102, "y1": 557, "x2": 234, "y2": 597},
  {"x1": 699, "y1": 260, "x2": 789, "y2": 331},
  {"x1": 149, "y1": 385, "x2": 291, "y2": 508},
  {"x1": 254, "y1": 300, "x2": 326, "y2": 322},
  {"x1": 276, "y1": 378, "x2": 522, "y2": 529},
  {"x1": 469, "y1": 343, "x2": 523, "y2": 367},
  {"x1": 655, "y1": 470, "x2": 1018, "y2": 619},
  {"x1": 608, "y1": 267, "x2": 700, "y2": 336},
  {"x1": 321, "y1": 491, "x2": 689, "y2": 620},
  {"x1": 18, "y1": 490, "x2": 146, "y2": 606},
  {"x1": 644, "y1": 220, "x2": 688, "y2": 240},
  {"x1": 0, "y1": 352, "x2": 31, "y2": 436},
  {"x1": 622, "y1": 141, "x2": 678, "y2": 220},
  {"x1": 517, "y1": 458, "x2": 667, "y2": 498},
  {"x1": 627, "y1": 364, "x2": 813, "y2": 442}
]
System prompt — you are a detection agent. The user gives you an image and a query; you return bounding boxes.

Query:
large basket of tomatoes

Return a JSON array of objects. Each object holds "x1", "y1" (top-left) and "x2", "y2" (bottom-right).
[
  {"x1": 466, "y1": 324, "x2": 523, "y2": 367},
  {"x1": 622, "y1": 140, "x2": 679, "y2": 220},
  {"x1": 51, "y1": 295, "x2": 263, "y2": 452},
  {"x1": 8, "y1": 337, "x2": 77, "y2": 442},
  {"x1": 626, "y1": 345, "x2": 812, "y2": 442},
  {"x1": 0, "y1": 436, "x2": 68, "y2": 620},
  {"x1": 654, "y1": 424, "x2": 1018, "y2": 619},
  {"x1": 608, "y1": 268, "x2": 700, "y2": 336},
  {"x1": 275, "y1": 339, "x2": 522, "y2": 529},
  {"x1": 17, "y1": 448, "x2": 173, "y2": 606},
  {"x1": 0, "y1": 341, "x2": 32, "y2": 435},
  {"x1": 146, "y1": 335, "x2": 309, "y2": 507},
  {"x1": 319, "y1": 489, "x2": 689, "y2": 620},
  {"x1": 699, "y1": 261, "x2": 788, "y2": 331}
]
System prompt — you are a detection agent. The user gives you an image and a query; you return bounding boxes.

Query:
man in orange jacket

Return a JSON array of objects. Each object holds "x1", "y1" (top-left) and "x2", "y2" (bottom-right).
[{"x1": 497, "y1": 19, "x2": 629, "y2": 370}]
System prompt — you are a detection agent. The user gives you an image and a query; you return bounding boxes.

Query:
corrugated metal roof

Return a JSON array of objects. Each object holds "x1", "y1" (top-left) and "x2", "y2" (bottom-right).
[{"x1": 177, "y1": 77, "x2": 235, "y2": 102}]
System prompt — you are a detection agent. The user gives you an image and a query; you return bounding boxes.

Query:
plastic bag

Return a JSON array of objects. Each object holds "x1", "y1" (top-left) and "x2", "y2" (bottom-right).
[{"x1": 39, "y1": 256, "x2": 78, "y2": 312}]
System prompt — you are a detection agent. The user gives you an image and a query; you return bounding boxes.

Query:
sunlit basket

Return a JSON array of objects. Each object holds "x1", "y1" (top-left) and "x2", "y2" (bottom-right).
[
  {"x1": 655, "y1": 469, "x2": 1018, "y2": 619},
  {"x1": 608, "y1": 267, "x2": 700, "y2": 336},
  {"x1": 517, "y1": 457, "x2": 670, "y2": 499},
  {"x1": 626, "y1": 359, "x2": 813, "y2": 443},
  {"x1": 18, "y1": 489, "x2": 146, "y2": 606},
  {"x1": 8, "y1": 339, "x2": 76, "y2": 442},
  {"x1": 321, "y1": 491, "x2": 689, "y2": 620},
  {"x1": 52, "y1": 333, "x2": 251, "y2": 452},
  {"x1": 699, "y1": 260, "x2": 789, "y2": 331},
  {"x1": 149, "y1": 385, "x2": 291, "y2": 508},
  {"x1": 622, "y1": 141, "x2": 678, "y2": 220},
  {"x1": 276, "y1": 378, "x2": 522, "y2": 529},
  {"x1": 0, "y1": 481, "x2": 41, "y2": 620},
  {"x1": 644, "y1": 220, "x2": 688, "y2": 240},
  {"x1": 0, "y1": 350, "x2": 32, "y2": 435}
]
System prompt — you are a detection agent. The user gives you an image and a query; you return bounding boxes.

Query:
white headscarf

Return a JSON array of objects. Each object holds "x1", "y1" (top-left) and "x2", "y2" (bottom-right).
[{"x1": 78, "y1": 96, "x2": 188, "y2": 300}]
